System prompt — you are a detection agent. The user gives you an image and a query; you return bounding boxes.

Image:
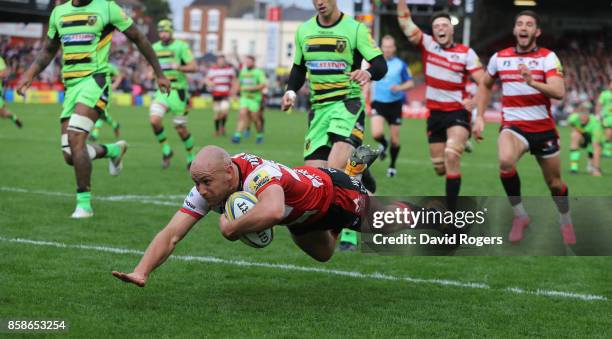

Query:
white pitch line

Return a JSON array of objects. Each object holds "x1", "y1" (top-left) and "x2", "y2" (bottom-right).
[
  {"x1": 0, "y1": 236, "x2": 606, "y2": 302},
  {"x1": 0, "y1": 187, "x2": 182, "y2": 206}
]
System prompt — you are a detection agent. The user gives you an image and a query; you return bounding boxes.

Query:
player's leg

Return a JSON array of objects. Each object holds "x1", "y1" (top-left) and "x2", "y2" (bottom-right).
[
  {"x1": 429, "y1": 143, "x2": 446, "y2": 176},
  {"x1": 232, "y1": 103, "x2": 249, "y2": 143},
  {"x1": 250, "y1": 100, "x2": 264, "y2": 144},
  {"x1": 173, "y1": 116, "x2": 195, "y2": 169},
  {"x1": 219, "y1": 99, "x2": 229, "y2": 136},
  {"x1": 0, "y1": 103, "x2": 23, "y2": 128},
  {"x1": 536, "y1": 154, "x2": 575, "y2": 244},
  {"x1": 498, "y1": 128, "x2": 529, "y2": 243},
  {"x1": 90, "y1": 118, "x2": 103, "y2": 141},
  {"x1": 604, "y1": 124, "x2": 612, "y2": 157},
  {"x1": 290, "y1": 230, "x2": 337, "y2": 262},
  {"x1": 444, "y1": 125, "x2": 469, "y2": 211},
  {"x1": 370, "y1": 103, "x2": 388, "y2": 160},
  {"x1": 150, "y1": 91, "x2": 173, "y2": 168},
  {"x1": 388, "y1": 123, "x2": 401, "y2": 177},
  {"x1": 427, "y1": 112, "x2": 447, "y2": 176},
  {"x1": 569, "y1": 129, "x2": 583, "y2": 173},
  {"x1": 171, "y1": 89, "x2": 195, "y2": 168},
  {"x1": 104, "y1": 112, "x2": 120, "y2": 138},
  {"x1": 304, "y1": 107, "x2": 331, "y2": 168}
]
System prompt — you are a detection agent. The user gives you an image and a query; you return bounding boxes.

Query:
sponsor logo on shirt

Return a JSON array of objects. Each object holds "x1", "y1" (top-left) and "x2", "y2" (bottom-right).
[
  {"x1": 61, "y1": 33, "x2": 95, "y2": 44},
  {"x1": 249, "y1": 171, "x2": 271, "y2": 193},
  {"x1": 305, "y1": 61, "x2": 347, "y2": 71}
]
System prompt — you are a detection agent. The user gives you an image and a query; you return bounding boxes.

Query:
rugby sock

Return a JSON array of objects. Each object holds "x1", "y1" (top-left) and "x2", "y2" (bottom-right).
[
  {"x1": 374, "y1": 135, "x2": 388, "y2": 153},
  {"x1": 256, "y1": 132, "x2": 264, "y2": 140},
  {"x1": 103, "y1": 143, "x2": 120, "y2": 159},
  {"x1": 154, "y1": 127, "x2": 172, "y2": 156},
  {"x1": 340, "y1": 229, "x2": 358, "y2": 246},
  {"x1": 221, "y1": 117, "x2": 227, "y2": 128},
  {"x1": 500, "y1": 167, "x2": 522, "y2": 207},
  {"x1": 214, "y1": 119, "x2": 220, "y2": 132},
  {"x1": 569, "y1": 149, "x2": 580, "y2": 171},
  {"x1": 76, "y1": 190, "x2": 92, "y2": 211},
  {"x1": 552, "y1": 183, "x2": 570, "y2": 214},
  {"x1": 91, "y1": 119, "x2": 103, "y2": 140},
  {"x1": 604, "y1": 141, "x2": 612, "y2": 156},
  {"x1": 445, "y1": 174, "x2": 461, "y2": 211},
  {"x1": 9, "y1": 114, "x2": 18, "y2": 123},
  {"x1": 232, "y1": 131, "x2": 241, "y2": 141},
  {"x1": 181, "y1": 133, "x2": 195, "y2": 163},
  {"x1": 390, "y1": 144, "x2": 400, "y2": 168}
]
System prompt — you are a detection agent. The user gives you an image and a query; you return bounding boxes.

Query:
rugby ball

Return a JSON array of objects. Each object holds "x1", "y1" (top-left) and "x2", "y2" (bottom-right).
[{"x1": 224, "y1": 191, "x2": 274, "y2": 248}]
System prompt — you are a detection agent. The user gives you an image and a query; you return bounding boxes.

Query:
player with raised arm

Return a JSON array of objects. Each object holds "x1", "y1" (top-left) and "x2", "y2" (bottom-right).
[
  {"x1": 16, "y1": 0, "x2": 170, "y2": 218},
  {"x1": 397, "y1": 0, "x2": 484, "y2": 212},
  {"x1": 370, "y1": 35, "x2": 414, "y2": 178},
  {"x1": 281, "y1": 0, "x2": 387, "y2": 251},
  {"x1": 206, "y1": 55, "x2": 236, "y2": 137},
  {"x1": 474, "y1": 10, "x2": 575, "y2": 244},
  {"x1": 568, "y1": 102, "x2": 603, "y2": 176}
]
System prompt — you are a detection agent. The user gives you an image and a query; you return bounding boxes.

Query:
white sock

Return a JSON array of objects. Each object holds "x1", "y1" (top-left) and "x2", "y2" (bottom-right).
[
  {"x1": 512, "y1": 203, "x2": 528, "y2": 217},
  {"x1": 560, "y1": 212, "x2": 572, "y2": 225}
]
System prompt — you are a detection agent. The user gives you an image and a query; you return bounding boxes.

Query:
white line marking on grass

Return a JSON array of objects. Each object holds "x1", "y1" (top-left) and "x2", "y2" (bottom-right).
[
  {"x1": 0, "y1": 236, "x2": 606, "y2": 302},
  {"x1": 0, "y1": 187, "x2": 182, "y2": 206}
]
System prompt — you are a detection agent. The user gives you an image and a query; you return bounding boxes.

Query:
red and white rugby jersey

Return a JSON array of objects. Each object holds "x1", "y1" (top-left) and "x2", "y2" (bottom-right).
[
  {"x1": 207, "y1": 65, "x2": 236, "y2": 97},
  {"x1": 487, "y1": 47, "x2": 563, "y2": 132},
  {"x1": 419, "y1": 33, "x2": 482, "y2": 111},
  {"x1": 231, "y1": 153, "x2": 335, "y2": 227}
]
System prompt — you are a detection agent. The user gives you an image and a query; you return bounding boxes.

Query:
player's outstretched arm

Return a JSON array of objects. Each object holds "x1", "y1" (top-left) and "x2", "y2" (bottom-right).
[
  {"x1": 397, "y1": 0, "x2": 422, "y2": 45},
  {"x1": 122, "y1": 25, "x2": 171, "y2": 93},
  {"x1": 474, "y1": 73, "x2": 496, "y2": 141},
  {"x1": 179, "y1": 59, "x2": 198, "y2": 73},
  {"x1": 112, "y1": 211, "x2": 199, "y2": 287},
  {"x1": 16, "y1": 35, "x2": 60, "y2": 96},
  {"x1": 219, "y1": 185, "x2": 285, "y2": 240}
]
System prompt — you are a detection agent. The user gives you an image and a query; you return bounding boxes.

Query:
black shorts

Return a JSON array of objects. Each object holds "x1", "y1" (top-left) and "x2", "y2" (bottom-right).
[
  {"x1": 427, "y1": 109, "x2": 471, "y2": 144},
  {"x1": 288, "y1": 168, "x2": 368, "y2": 236},
  {"x1": 371, "y1": 100, "x2": 403, "y2": 126},
  {"x1": 212, "y1": 95, "x2": 229, "y2": 102},
  {"x1": 501, "y1": 125, "x2": 560, "y2": 158}
]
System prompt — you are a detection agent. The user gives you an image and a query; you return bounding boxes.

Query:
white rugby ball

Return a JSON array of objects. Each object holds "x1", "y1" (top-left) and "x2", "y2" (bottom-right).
[{"x1": 224, "y1": 191, "x2": 274, "y2": 248}]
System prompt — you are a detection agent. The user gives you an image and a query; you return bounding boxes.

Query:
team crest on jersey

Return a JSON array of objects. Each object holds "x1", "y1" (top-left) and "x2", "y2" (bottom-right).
[
  {"x1": 249, "y1": 171, "x2": 271, "y2": 193},
  {"x1": 528, "y1": 60, "x2": 539, "y2": 68},
  {"x1": 450, "y1": 54, "x2": 460, "y2": 61},
  {"x1": 61, "y1": 33, "x2": 95, "y2": 44},
  {"x1": 503, "y1": 60, "x2": 511, "y2": 67},
  {"x1": 87, "y1": 15, "x2": 97, "y2": 26},
  {"x1": 335, "y1": 39, "x2": 347, "y2": 53}
]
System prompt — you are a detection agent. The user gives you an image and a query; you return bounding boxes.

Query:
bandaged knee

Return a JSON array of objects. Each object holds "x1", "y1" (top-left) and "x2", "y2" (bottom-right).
[
  {"x1": 173, "y1": 115, "x2": 188, "y2": 126},
  {"x1": 61, "y1": 133, "x2": 97, "y2": 159},
  {"x1": 445, "y1": 138, "x2": 465, "y2": 156},
  {"x1": 150, "y1": 102, "x2": 167, "y2": 117},
  {"x1": 67, "y1": 114, "x2": 95, "y2": 134}
]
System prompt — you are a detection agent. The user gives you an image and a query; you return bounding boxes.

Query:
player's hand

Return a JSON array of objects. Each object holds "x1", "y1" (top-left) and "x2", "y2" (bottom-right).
[
  {"x1": 219, "y1": 214, "x2": 238, "y2": 241},
  {"x1": 157, "y1": 75, "x2": 171, "y2": 94},
  {"x1": 390, "y1": 85, "x2": 401, "y2": 92},
  {"x1": 112, "y1": 270, "x2": 147, "y2": 287},
  {"x1": 15, "y1": 75, "x2": 33, "y2": 97},
  {"x1": 462, "y1": 98, "x2": 474, "y2": 112},
  {"x1": 472, "y1": 116, "x2": 485, "y2": 142},
  {"x1": 281, "y1": 91, "x2": 296, "y2": 111},
  {"x1": 519, "y1": 64, "x2": 534, "y2": 85},
  {"x1": 348, "y1": 70, "x2": 372, "y2": 86},
  {"x1": 397, "y1": 0, "x2": 411, "y2": 17}
]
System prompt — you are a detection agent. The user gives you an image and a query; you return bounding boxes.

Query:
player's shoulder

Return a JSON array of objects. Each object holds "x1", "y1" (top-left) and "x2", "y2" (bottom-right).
[
  {"x1": 496, "y1": 47, "x2": 516, "y2": 57},
  {"x1": 450, "y1": 43, "x2": 471, "y2": 53},
  {"x1": 232, "y1": 153, "x2": 265, "y2": 170}
]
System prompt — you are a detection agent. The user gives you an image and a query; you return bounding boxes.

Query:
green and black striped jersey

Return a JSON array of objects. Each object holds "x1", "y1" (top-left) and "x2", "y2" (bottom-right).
[
  {"x1": 47, "y1": 0, "x2": 133, "y2": 87},
  {"x1": 152, "y1": 39, "x2": 194, "y2": 90},
  {"x1": 294, "y1": 13, "x2": 381, "y2": 107}
]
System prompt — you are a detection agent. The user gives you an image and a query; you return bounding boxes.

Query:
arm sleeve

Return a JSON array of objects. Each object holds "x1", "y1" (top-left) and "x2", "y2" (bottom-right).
[
  {"x1": 356, "y1": 23, "x2": 382, "y2": 61},
  {"x1": 47, "y1": 9, "x2": 58, "y2": 39},
  {"x1": 486, "y1": 53, "x2": 499, "y2": 78},
  {"x1": 466, "y1": 48, "x2": 483, "y2": 73},
  {"x1": 544, "y1": 52, "x2": 563, "y2": 79},
  {"x1": 292, "y1": 26, "x2": 304, "y2": 66},
  {"x1": 179, "y1": 187, "x2": 210, "y2": 219},
  {"x1": 366, "y1": 54, "x2": 387, "y2": 81},
  {"x1": 109, "y1": 1, "x2": 134, "y2": 32},
  {"x1": 286, "y1": 63, "x2": 307, "y2": 92},
  {"x1": 401, "y1": 61, "x2": 412, "y2": 82}
]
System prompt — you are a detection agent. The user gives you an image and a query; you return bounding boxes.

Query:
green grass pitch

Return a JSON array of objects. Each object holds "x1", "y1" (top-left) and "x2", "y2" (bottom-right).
[{"x1": 0, "y1": 103, "x2": 611, "y2": 337}]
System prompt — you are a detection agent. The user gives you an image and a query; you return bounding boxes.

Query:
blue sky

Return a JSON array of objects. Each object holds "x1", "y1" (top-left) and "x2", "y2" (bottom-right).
[{"x1": 170, "y1": 0, "x2": 360, "y2": 29}]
